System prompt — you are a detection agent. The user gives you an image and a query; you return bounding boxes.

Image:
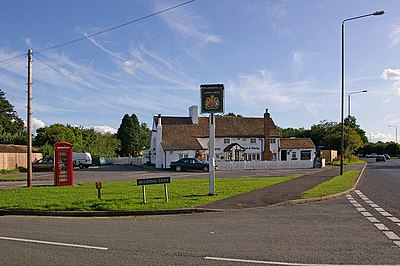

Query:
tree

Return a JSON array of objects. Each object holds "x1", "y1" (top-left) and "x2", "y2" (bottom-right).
[
  {"x1": 218, "y1": 112, "x2": 243, "y2": 117},
  {"x1": 344, "y1": 116, "x2": 368, "y2": 146},
  {"x1": 116, "y1": 114, "x2": 151, "y2": 156},
  {"x1": 279, "y1": 127, "x2": 308, "y2": 138},
  {"x1": 321, "y1": 124, "x2": 363, "y2": 160},
  {"x1": 308, "y1": 120, "x2": 337, "y2": 147},
  {"x1": 139, "y1": 123, "x2": 151, "y2": 150},
  {"x1": 0, "y1": 89, "x2": 26, "y2": 144},
  {"x1": 34, "y1": 123, "x2": 120, "y2": 158}
]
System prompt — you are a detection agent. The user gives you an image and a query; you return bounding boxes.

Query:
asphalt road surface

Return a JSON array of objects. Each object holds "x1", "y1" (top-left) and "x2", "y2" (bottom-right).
[{"x1": 0, "y1": 160, "x2": 399, "y2": 265}]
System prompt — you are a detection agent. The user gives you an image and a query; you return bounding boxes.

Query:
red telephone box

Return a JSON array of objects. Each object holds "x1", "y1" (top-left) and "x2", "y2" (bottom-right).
[{"x1": 54, "y1": 142, "x2": 74, "y2": 186}]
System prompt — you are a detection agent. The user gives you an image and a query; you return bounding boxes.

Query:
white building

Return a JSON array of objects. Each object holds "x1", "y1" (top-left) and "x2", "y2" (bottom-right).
[{"x1": 150, "y1": 106, "x2": 316, "y2": 169}]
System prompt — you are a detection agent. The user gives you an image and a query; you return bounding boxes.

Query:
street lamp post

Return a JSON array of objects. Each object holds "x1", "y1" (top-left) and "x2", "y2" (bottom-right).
[
  {"x1": 388, "y1": 125, "x2": 398, "y2": 156},
  {"x1": 340, "y1": 10, "x2": 384, "y2": 175},
  {"x1": 348, "y1": 90, "x2": 367, "y2": 117}
]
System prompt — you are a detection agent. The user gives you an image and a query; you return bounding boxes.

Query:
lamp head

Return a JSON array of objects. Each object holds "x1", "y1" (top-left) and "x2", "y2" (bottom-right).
[{"x1": 373, "y1": 11, "x2": 385, "y2": 16}]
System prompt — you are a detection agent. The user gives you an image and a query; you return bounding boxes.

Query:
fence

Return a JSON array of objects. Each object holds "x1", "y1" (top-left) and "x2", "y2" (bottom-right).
[
  {"x1": 216, "y1": 160, "x2": 314, "y2": 170},
  {"x1": 106, "y1": 157, "x2": 144, "y2": 165},
  {"x1": 0, "y1": 153, "x2": 42, "y2": 170}
]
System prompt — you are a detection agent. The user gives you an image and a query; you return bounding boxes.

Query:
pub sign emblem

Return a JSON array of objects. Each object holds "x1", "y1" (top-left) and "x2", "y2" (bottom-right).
[{"x1": 200, "y1": 84, "x2": 224, "y2": 114}]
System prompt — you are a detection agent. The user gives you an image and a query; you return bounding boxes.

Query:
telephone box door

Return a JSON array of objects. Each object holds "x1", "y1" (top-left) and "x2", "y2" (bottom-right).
[{"x1": 54, "y1": 142, "x2": 74, "y2": 186}]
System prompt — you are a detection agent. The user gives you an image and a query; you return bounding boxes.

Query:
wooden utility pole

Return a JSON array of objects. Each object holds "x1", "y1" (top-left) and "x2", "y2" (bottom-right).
[{"x1": 27, "y1": 49, "x2": 32, "y2": 187}]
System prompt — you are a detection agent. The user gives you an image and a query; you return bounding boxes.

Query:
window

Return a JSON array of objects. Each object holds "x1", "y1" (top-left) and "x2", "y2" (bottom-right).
[
  {"x1": 270, "y1": 139, "x2": 276, "y2": 144},
  {"x1": 224, "y1": 138, "x2": 230, "y2": 144},
  {"x1": 301, "y1": 150, "x2": 312, "y2": 160},
  {"x1": 291, "y1": 151, "x2": 297, "y2": 160},
  {"x1": 250, "y1": 138, "x2": 256, "y2": 144},
  {"x1": 179, "y1": 153, "x2": 189, "y2": 159}
]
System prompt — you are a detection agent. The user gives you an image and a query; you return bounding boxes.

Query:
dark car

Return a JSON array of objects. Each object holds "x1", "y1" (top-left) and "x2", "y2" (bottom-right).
[
  {"x1": 376, "y1": 155, "x2": 386, "y2": 162},
  {"x1": 32, "y1": 158, "x2": 54, "y2": 171},
  {"x1": 170, "y1": 158, "x2": 209, "y2": 172}
]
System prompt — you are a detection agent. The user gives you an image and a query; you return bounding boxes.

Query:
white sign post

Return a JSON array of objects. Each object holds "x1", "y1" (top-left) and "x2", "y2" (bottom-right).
[
  {"x1": 200, "y1": 84, "x2": 224, "y2": 196},
  {"x1": 209, "y1": 113, "x2": 216, "y2": 195}
]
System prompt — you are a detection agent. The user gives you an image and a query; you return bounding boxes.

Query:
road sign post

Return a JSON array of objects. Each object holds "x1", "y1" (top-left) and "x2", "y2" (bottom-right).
[{"x1": 136, "y1": 177, "x2": 171, "y2": 203}]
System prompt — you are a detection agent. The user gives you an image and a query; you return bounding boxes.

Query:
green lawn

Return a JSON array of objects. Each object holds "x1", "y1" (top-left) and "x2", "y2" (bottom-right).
[
  {"x1": 302, "y1": 170, "x2": 360, "y2": 199},
  {"x1": 0, "y1": 175, "x2": 300, "y2": 211},
  {"x1": 0, "y1": 177, "x2": 25, "y2": 182}
]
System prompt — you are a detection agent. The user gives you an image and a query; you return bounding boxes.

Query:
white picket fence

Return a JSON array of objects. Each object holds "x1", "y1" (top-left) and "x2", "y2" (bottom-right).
[
  {"x1": 105, "y1": 157, "x2": 322, "y2": 170},
  {"x1": 106, "y1": 157, "x2": 144, "y2": 165},
  {"x1": 216, "y1": 160, "x2": 315, "y2": 170}
]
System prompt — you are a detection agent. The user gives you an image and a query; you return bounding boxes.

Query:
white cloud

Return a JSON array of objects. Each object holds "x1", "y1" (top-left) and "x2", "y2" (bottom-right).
[
  {"x1": 291, "y1": 51, "x2": 307, "y2": 74},
  {"x1": 369, "y1": 132, "x2": 393, "y2": 143},
  {"x1": 380, "y1": 68, "x2": 400, "y2": 95},
  {"x1": 389, "y1": 25, "x2": 400, "y2": 47},
  {"x1": 227, "y1": 69, "x2": 316, "y2": 115},
  {"x1": 155, "y1": 1, "x2": 222, "y2": 44},
  {"x1": 89, "y1": 125, "x2": 117, "y2": 134}
]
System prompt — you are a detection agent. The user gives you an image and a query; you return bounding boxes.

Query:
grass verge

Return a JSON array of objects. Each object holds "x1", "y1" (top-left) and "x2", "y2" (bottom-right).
[
  {"x1": 0, "y1": 177, "x2": 25, "y2": 182},
  {"x1": 0, "y1": 175, "x2": 300, "y2": 211},
  {"x1": 301, "y1": 170, "x2": 360, "y2": 199}
]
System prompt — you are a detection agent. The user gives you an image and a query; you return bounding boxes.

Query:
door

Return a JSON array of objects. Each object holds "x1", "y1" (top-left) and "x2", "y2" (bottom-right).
[{"x1": 281, "y1": 150, "x2": 287, "y2": 161}]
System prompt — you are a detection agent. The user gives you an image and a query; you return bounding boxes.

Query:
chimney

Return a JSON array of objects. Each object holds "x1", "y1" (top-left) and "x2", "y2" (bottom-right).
[
  {"x1": 189, "y1": 105, "x2": 198, "y2": 124},
  {"x1": 263, "y1": 109, "x2": 272, "y2": 161},
  {"x1": 157, "y1": 114, "x2": 162, "y2": 126}
]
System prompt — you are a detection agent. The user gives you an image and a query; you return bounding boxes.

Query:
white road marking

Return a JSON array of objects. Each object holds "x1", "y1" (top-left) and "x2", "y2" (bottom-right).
[
  {"x1": 380, "y1": 211, "x2": 392, "y2": 217},
  {"x1": 366, "y1": 217, "x2": 380, "y2": 223},
  {"x1": 374, "y1": 223, "x2": 389, "y2": 231},
  {"x1": 350, "y1": 190, "x2": 400, "y2": 248},
  {"x1": 0, "y1": 236, "x2": 108, "y2": 250},
  {"x1": 361, "y1": 211, "x2": 373, "y2": 217},
  {"x1": 204, "y1": 256, "x2": 400, "y2": 265},
  {"x1": 383, "y1": 231, "x2": 400, "y2": 240},
  {"x1": 387, "y1": 217, "x2": 400, "y2": 223}
]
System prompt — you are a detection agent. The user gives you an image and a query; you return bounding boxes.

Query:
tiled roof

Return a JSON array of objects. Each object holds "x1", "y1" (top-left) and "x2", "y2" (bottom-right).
[
  {"x1": 279, "y1": 138, "x2": 315, "y2": 149},
  {"x1": 160, "y1": 115, "x2": 280, "y2": 151}
]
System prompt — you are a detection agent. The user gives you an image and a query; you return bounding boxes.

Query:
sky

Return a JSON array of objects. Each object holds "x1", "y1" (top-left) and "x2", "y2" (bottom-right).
[{"x1": 1, "y1": 0, "x2": 400, "y2": 143}]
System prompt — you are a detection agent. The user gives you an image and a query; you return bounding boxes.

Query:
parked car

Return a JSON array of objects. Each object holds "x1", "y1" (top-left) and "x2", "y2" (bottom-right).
[
  {"x1": 170, "y1": 158, "x2": 209, "y2": 172},
  {"x1": 92, "y1": 155, "x2": 106, "y2": 166},
  {"x1": 32, "y1": 158, "x2": 54, "y2": 171},
  {"x1": 72, "y1": 152, "x2": 92, "y2": 169},
  {"x1": 383, "y1": 154, "x2": 391, "y2": 160},
  {"x1": 376, "y1": 155, "x2": 386, "y2": 162}
]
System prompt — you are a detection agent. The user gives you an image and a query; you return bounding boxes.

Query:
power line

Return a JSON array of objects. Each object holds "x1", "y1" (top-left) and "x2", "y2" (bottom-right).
[
  {"x1": 0, "y1": 54, "x2": 26, "y2": 73},
  {"x1": 0, "y1": 0, "x2": 196, "y2": 64}
]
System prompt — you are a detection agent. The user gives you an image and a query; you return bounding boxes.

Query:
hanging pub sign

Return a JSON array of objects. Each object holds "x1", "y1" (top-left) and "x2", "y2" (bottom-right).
[{"x1": 200, "y1": 84, "x2": 224, "y2": 114}]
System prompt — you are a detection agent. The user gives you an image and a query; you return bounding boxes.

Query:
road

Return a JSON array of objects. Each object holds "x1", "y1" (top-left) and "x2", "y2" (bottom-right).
[{"x1": 0, "y1": 160, "x2": 399, "y2": 265}]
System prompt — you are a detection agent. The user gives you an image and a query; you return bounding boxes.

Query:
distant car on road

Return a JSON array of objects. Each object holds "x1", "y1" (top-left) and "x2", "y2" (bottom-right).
[
  {"x1": 383, "y1": 154, "x2": 391, "y2": 160},
  {"x1": 32, "y1": 158, "x2": 54, "y2": 171},
  {"x1": 376, "y1": 155, "x2": 386, "y2": 162},
  {"x1": 170, "y1": 158, "x2": 209, "y2": 172}
]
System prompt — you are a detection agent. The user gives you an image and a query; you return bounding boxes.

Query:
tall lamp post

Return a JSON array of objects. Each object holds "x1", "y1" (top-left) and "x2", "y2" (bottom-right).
[
  {"x1": 340, "y1": 10, "x2": 384, "y2": 175},
  {"x1": 348, "y1": 90, "x2": 367, "y2": 117},
  {"x1": 388, "y1": 125, "x2": 398, "y2": 156}
]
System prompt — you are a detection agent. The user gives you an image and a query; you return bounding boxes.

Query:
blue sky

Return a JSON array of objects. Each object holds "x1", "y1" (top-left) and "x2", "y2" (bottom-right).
[{"x1": 1, "y1": 0, "x2": 400, "y2": 143}]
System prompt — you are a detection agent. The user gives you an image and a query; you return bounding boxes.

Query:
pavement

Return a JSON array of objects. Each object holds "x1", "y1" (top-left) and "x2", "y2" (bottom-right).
[
  {"x1": 202, "y1": 164, "x2": 365, "y2": 209},
  {"x1": 0, "y1": 164, "x2": 365, "y2": 216}
]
